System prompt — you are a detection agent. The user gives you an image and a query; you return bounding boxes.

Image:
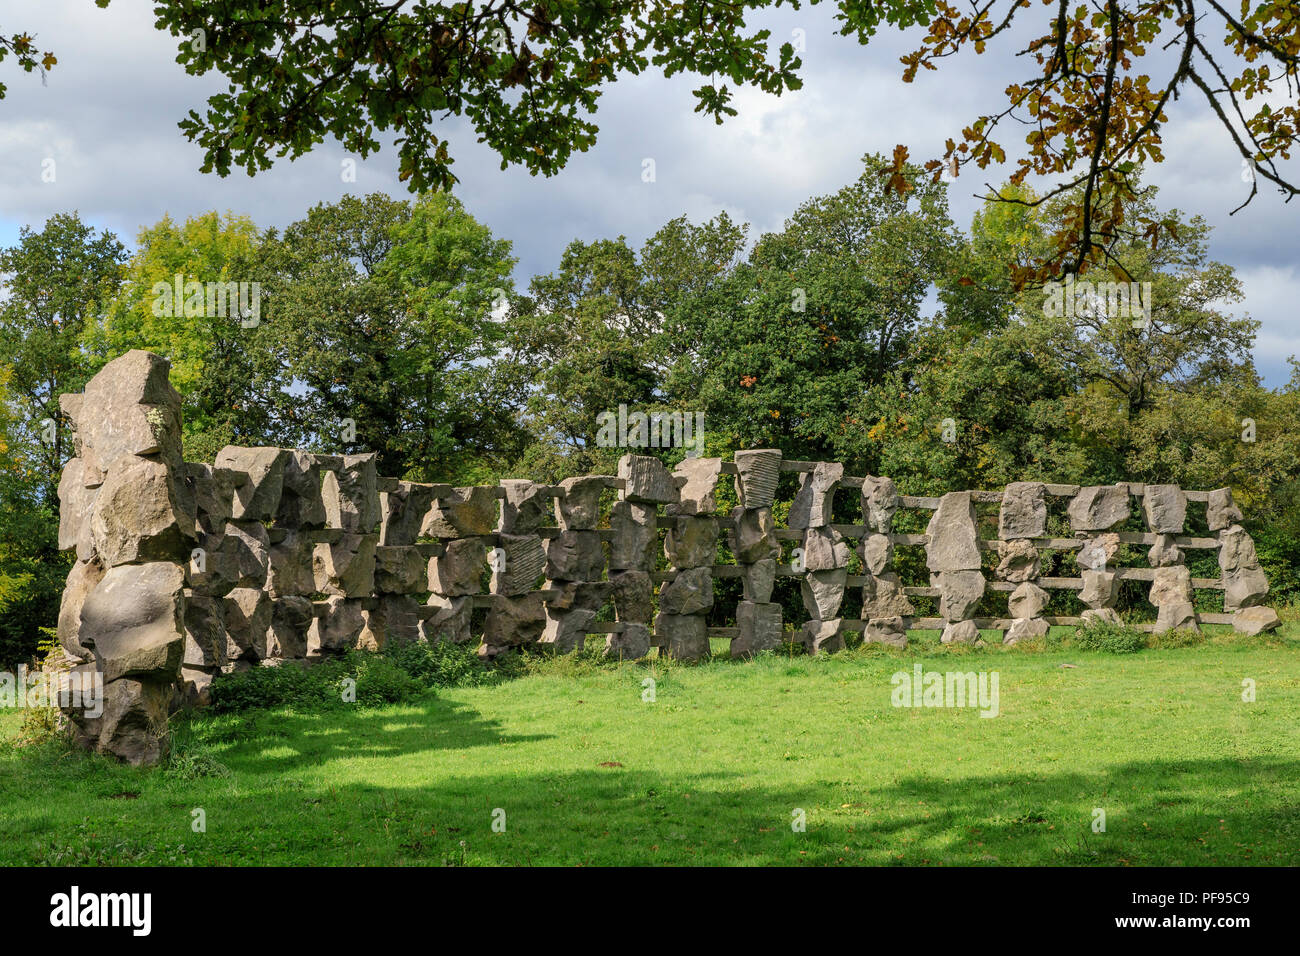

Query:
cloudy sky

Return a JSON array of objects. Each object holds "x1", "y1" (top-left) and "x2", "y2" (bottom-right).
[{"x1": 2, "y1": 1, "x2": 1296, "y2": 385}]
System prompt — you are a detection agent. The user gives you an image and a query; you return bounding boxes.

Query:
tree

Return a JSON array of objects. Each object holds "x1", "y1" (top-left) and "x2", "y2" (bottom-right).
[{"x1": 0, "y1": 27, "x2": 57, "y2": 100}]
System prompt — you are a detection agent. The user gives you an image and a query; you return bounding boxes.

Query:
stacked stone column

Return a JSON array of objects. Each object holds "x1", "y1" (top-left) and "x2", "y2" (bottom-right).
[
  {"x1": 1068, "y1": 484, "x2": 1127, "y2": 626},
  {"x1": 859, "y1": 476, "x2": 909, "y2": 647},
  {"x1": 306, "y1": 453, "x2": 382, "y2": 654},
  {"x1": 55, "y1": 350, "x2": 192, "y2": 765},
  {"x1": 479, "y1": 479, "x2": 550, "y2": 658},
  {"x1": 422, "y1": 485, "x2": 497, "y2": 647},
  {"x1": 606, "y1": 456, "x2": 676, "y2": 660},
  {"x1": 372, "y1": 478, "x2": 435, "y2": 648},
  {"x1": 657, "y1": 459, "x2": 722, "y2": 661},
  {"x1": 1209, "y1": 488, "x2": 1279, "y2": 633},
  {"x1": 998, "y1": 482, "x2": 1051, "y2": 644},
  {"x1": 793, "y1": 462, "x2": 847, "y2": 655},
  {"x1": 927, "y1": 491, "x2": 985, "y2": 645},
  {"x1": 539, "y1": 476, "x2": 613, "y2": 653},
  {"x1": 729, "y1": 450, "x2": 783, "y2": 657}
]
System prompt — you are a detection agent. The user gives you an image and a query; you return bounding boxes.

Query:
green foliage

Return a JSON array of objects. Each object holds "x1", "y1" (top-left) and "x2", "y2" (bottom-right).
[{"x1": 1061, "y1": 623, "x2": 1148, "y2": 654}]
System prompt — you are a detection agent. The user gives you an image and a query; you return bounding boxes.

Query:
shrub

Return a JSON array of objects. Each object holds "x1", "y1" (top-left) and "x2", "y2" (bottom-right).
[{"x1": 1066, "y1": 622, "x2": 1147, "y2": 654}]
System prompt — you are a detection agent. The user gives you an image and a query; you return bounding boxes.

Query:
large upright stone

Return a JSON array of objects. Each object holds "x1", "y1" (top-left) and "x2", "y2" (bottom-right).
[
  {"x1": 999, "y1": 482, "x2": 1047, "y2": 539},
  {"x1": 802, "y1": 527, "x2": 850, "y2": 571},
  {"x1": 995, "y1": 539, "x2": 1039, "y2": 582},
  {"x1": 482, "y1": 592, "x2": 548, "y2": 653},
  {"x1": 58, "y1": 559, "x2": 105, "y2": 660},
  {"x1": 664, "y1": 516, "x2": 718, "y2": 569},
  {"x1": 1068, "y1": 485, "x2": 1130, "y2": 532},
  {"x1": 732, "y1": 601, "x2": 783, "y2": 658},
  {"x1": 379, "y1": 481, "x2": 436, "y2": 546},
  {"x1": 427, "y1": 536, "x2": 487, "y2": 596},
  {"x1": 732, "y1": 449, "x2": 781, "y2": 509},
  {"x1": 57, "y1": 459, "x2": 95, "y2": 551},
  {"x1": 76, "y1": 350, "x2": 184, "y2": 474},
  {"x1": 215, "y1": 446, "x2": 289, "y2": 523},
  {"x1": 802, "y1": 568, "x2": 847, "y2": 620},
  {"x1": 185, "y1": 462, "x2": 235, "y2": 533},
  {"x1": 91, "y1": 455, "x2": 193, "y2": 567},
  {"x1": 609, "y1": 569, "x2": 654, "y2": 623},
  {"x1": 860, "y1": 534, "x2": 892, "y2": 576},
  {"x1": 1007, "y1": 581, "x2": 1050, "y2": 619},
  {"x1": 498, "y1": 480, "x2": 550, "y2": 534},
  {"x1": 669, "y1": 457, "x2": 723, "y2": 515},
  {"x1": 937, "y1": 570, "x2": 985, "y2": 621},
  {"x1": 659, "y1": 567, "x2": 714, "y2": 615},
  {"x1": 323, "y1": 453, "x2": 381, "y2": 534},
  {"x1": 545, "y1": 530, "x2": 604, "y2": 581},
  {"x1": 730, "y1": 507, "x2": 778, "y2": 564},
  {"x1": 279, "y1": 450, "x2": 328, "y2": 528},
  {"x1": 556, "y1": 476, "x2": 611, "y2": 531},
  {"x1": 491, "y1": 534, "x2": 546, "y2": 595},
  {"x1": 423, "y1": 484, "x2": 497, "y2": 538},
  {"x1": 81, "y1": 562, "x2": 186, "y2": 682},
  {"x1": 375, "y1": 544, "x2": 427, "y2": 594},
  {"x1": 313, "y1": 533, "x2": 378, "y2": 597},
  {"x1": 925, "y1": 492, "x2": 981, "y2": 572},
  {"x1": 618, "y1": 454, "x2": 678, "y2": 504},
  {"x1": 861, "y1": 476, "x2": 899, "y2": 533},
  {"x1": 267, "y1": 529, "x2": 315, "y2": 597},
  {"x1": 789, "y1": 462, "x2": 843, "y2": 530},
  {"x1": 539, "y1": 607, "x2": 596, "y2": 654},
  {"x1": 1142, "y1": 484, "x2": 1187, "y2": 534},
  {"x1": 656, "y1": 613, "x2": 709, "y2": 661},
  {"x1": 608, "y1": 500, "x2": 658, "y2": 571},
  {"x1": 1206, "y1": 488, "x2": 1243, "y2": 532},
  {"x1": 861, "y1": 572, "x2": 914, "y2": 617}
]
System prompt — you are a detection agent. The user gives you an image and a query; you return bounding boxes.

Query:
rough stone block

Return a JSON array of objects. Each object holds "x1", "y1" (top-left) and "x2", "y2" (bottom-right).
[
  {"x1": 604, "y1": 622, "x2": 652, "y2": 660},
  {"x1": 267, "y1": 529, "x2": 315, "y2": 597},
  {"x1": 498, "y1": 479, "x2": 550, "y2": 534},
  {"x1": 279, "y1": 450, "x2": 328, "y2": 528},
  {"x1": 996, "y1": 539, "x2": 1040, "y2": 582},
  {"x1": 375, "y1": 544, "x2": 427, "y2": 594},
  {"x1": 58, "y1": 559, "x2": 104, "y2": 661},
  {"x1": 323, "y1": 453, "x2": 381, "y2": 534},
  {"x1": 1007, "y1": 581, "x2": 1050, "y2": 619},
  {"x1": 609, "y1": 569, "x2": 654, "y2": 623},
  {"x1": 789, "y1": 462, "x2": 843, "y2": 529},
  {"x1": 313, "y1": 532, "x2": 378, "y2": 597},
  {"x1": 609, "y1": 500, "x2": 658, "y2": 571},
  {"x1": 539, "y1": 607, "x2": 595, "y2": 654},
  {"x1": 926, "y1": 492, "x2": 981, "y2": 572},
  {"x1": 91, "y1": 455, "x2": 193, "y2": 567},
  {"x1": 999, "y1": 482, "x2": 1048, "y2": 539},
  {"x1": 659, "y1": 567, "x2": 714, "y2": 615},
  {"x1": 267, "y1": 595, "x2": 313, "y2": 659},
  {"x1": 801, "y1": 618, "x2": 844, "y2": 655},
  {"x1": 656, "y1": 612, "x2": 709, "y2": 661},
  {"x1": 732, "y1": 601, "x2": 783, "y2": 658},
  {"x1": 422, "y1": 594, "x2": 473, "y2": 644},
  {"x1": 215, "y1": 446, "x2": 289, "y2": 522},
  {"x1": 668, "y1": 457, "x2": 723, "y2": 515},
  {"x1": 307, "y1": 596, "x2": 366, "y2": 655},
  {"x1": 742, "y1": 557, "x2": 777, "y2": 604},
  {"x1": 664, "y1": 515, "x2": 718, "y2": 569},
  {"x1": 940, "y1": 620, "x2": 981, "y2": 645},
  {"x1": 1233, "y1": 606, "x2": 1281, "y2": 635},
  {"x1": 729, "y1": 507, "x2": 778, "y2": 564},
  {"x1": 222, "y1": 586, "x2": 273, "y2": 661},
  {"x1": 81, "y1": 562, "x2": 186, "y2": 682},
  {"x1": 427, "y1": 536, "x2": 486, "y2": 596},
  {"x1": 1068, "y1": 485, "x2": 1130, "y2": 532},
  {"x1": 863, "y1": 616, "x2": 908, "y2": 648},
  {"x1": 937, "y1": 569, "x2": 985, "y2": 621},
  {"x1": 861, "y1": 476, "x2": 899, "y2": 533},
  {"x1": 1004, "y1": 617, "x2": 1049, "y2": 645},
  {"x1": 482, "y1": 592, "x2": 548, "y2": 650},
  {"x1": 803, "y1": 526, "x2": 850, "y2": 571},
  {"x1": 1142, "y1": 484, "x2": 1187, "y2": 534},
  {"x1": 379, "y1": 481, "x2": 436, "y2": 546},
  {"x1": 801, "y1": 568, "x2": 847, "y2": 620},
  {"x1": 491, "y1": 534, "x2": 546, "y2": 596},
  {"x1": 545, "y1": 530, "x2": 605, "y2": 582},
  {"x1": 861, "y1": 572, "x2": 914, "y2": 618},
  {"x1": 618, "y1": 454, "x2": 678, "y2": 503},
  {"x1": 860, "y1": 533, "x2": 892, "y2": 576},
  {"x1": 1206, "y1": 488, "x2": 1243, "y2": 532},
  {"x1": 733, "y1": 449, "x2": 781, "y2": 509},
  {"x1": 1079, "y1": 570, "x2": 1120, "y2": 609},
  {"x1": 555, "y1": 475, "x2": 611, "y2": 531}
]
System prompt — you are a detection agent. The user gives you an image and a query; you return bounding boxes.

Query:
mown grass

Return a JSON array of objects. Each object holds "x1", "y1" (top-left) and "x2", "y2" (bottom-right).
[{"x1": 2, "y1": 622, "x2": 1298, "y2": 866}]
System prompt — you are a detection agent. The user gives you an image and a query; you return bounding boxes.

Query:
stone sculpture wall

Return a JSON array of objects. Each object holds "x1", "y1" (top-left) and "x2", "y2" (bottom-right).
[{"x1": 54, "y1": 351, "x2": 1280, "y2": 764}]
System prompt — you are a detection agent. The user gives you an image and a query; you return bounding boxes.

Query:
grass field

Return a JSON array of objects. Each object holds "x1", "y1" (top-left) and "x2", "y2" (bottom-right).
[{"x1": 3, "y1": 622, "x2": 1299, "y2": 866}]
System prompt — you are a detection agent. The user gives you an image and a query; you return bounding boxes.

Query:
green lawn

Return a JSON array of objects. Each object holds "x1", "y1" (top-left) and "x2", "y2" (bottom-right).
[{"x1": 3, "y1": 623, "x2": 1299, "y2": 866}]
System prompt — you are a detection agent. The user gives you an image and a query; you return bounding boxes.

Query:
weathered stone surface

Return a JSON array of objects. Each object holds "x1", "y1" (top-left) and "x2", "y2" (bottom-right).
[
  {"x1": 422, "y1": 484, "x2": 497, "y2": 538},
  {"x1": 656, "y1": 612, "x2": 709, "y2": 661},
  {"x1": 609, "y1": 500, "x2": 658, "y2": 571},
  {"x1": 659, "y1": 567, "x2": 714, "y2": 615},
  {"x1": 490, "y1": 534, "x2": 546, "y2": 595},
  {"x1": 77, "y1": 350, "x2": 184, "y2": 472},
  {"x1": 1007, "y1": 581, "x2": 1050, "y2": 619},
  {"x1": 498, "y1": 479, "x2": 550, "y2": 534},
  {"x1": 609, "y1": 569, "x2": 653, "y2": 622},
  {"x1": 733, "y1": 449, "x2": 781, "y2": 509},
  {"x1": 618, "y1": 454, "x2": 678, "y2": 504},
  {"x1": 664, "y1": 515, "x2": 718, "y2": 569},
  {"x1": 1218, "y1": 525, "x2": 1259, "y2": 573},
  {"x1": 861, "y1": 476, "x2": 899, "y2": 533},
  {"x1": 323, "y1": 453, "x2": 381, "y2": 534},
  {"x1": 937, "y1": 569, "x2": 985, "y2": 621},
  {"x1": 375, "y1": 544, "x2": 427, "y2": 594},
  {"x1": 185, "y1": 462, "x2": 235, "y2": 533},
  {"x1": 543, "y1": 580, "x2": 612, "y2": 613},
  {"x1": 427, "y1": 536, "x2": 486, "y2": 596},
  {"x1": 1004, "y1": 617, "x2": 1049, "y2": 645},
  {"x1": 604, "y1": 622, "x2": 651, "y2": 660},
  {"x1": 1154, "y1": 601, "x2": 1198, "y2": 633},
  {"x1": 379, "y1": 481, "x2": 435, "y2": 546},
  {"x1": 1068, "y1": 485, "x2": 1131, "y2": 532},
  {"x1": 996, "y1": 539, "x2": 1040, "y2": 582},
  {"x1": 279, "y1": 450, "x2": 327, "y2": 528},
  {"x1": 58, "y1": 559, "x2": 104, "y2": 660},
  {"x1": 1147, "y1": 534, "x2": 1184, "y2": 568},
  {"x1": 215, "y1": 446, "x2": 289, "y2": 522},
  {"x1": 1081, "y1": 607, "x2": 1123, "y2": 627},
  {"x1": 57, "y1": 459, "x2": 94, "y2": 552},
  {"x1": 669, "y1": 457, "x2": 723, "y2": 515},
  {"x1": 729, "y1": 506, "x2": 778, "y2": 564},
  {"x1": 371, "y1": 594, "x2": 422, "y2": 647},
  {"x1": 940, "y1": 619, "x2": 981, "y2": 645},
  {"x1": 801, "y1": 568, "x2": 847, "y2": 620},
  {"x1": 180, "y1": 666, "x2": 216, "y2": 709},
  {"x1": 1233, "y1": 606, "x2": 1281, "y2": 635},
  {"x1": 482, "y1": 592, "x2": 548, "y2": 650},
  {"x1": 539, "y1": 607, "x2": 595, "y2": 653},
  {"x1": 789, "y1": 462, "x2": 843, "y2": 530},
  {"x1": 81, "y1": 562, "x2": 186, "y2": 681},
  {"x1": 307, "y1": 596, "x2": 366, "y2": 655},
  {"x1": 801, "y1": 618, "x2": 844, "y2": 655},
  {"x1": 926, "y1": 492, "x2": 981, "y2": 572},
  {"x1": 77, "y1": 677, "x2": 172, "y2": 767},
  {"x1": 1206, "y1": 488, "x2": 1243, "y2": 532},
  {"x1": 732, "y1": 601, "x2": 783, "y2": 658},
  {"x1": 545, "y1": 530, "x2": 604, "y2": 581},
  {"x1": 1224, "y1": 566, "x2": 1270, "y2": 610},
  {"x1": 861, "y1": 572, "x2": 914, "y2": 618},
  {"x1": 1076, "y1": 533, "x2": 1120, "y2": 571},
  {"x1": 803, "y1": 526, "x2": 850, "y2": 571},
  {"x1": 265, "y1": 530, "x2": 315, "y2": 597},
  {"x1": 1149, "y1": 565, "x2": 1193, "y2": 607},
  {"x1": 222, "y1": 586, "x2": 273, "y2": 660},
  {"x1": 999, "y1": 482, "x2": 1047, "y2": 539},
  {"x1": 422, "y1": 595, "x2": 473, "y2": 644},
  {"x1": 742, "y1": 557, "x2": 777, "y2": 604},
  {"x1": 266, "y1": 595, "x2": 313, "y2": 659},
  {"x1": 91, "y1": 455, "x2": 193, "y2": 567},
  {"x1": 863, "y1": 616, "x2": 908, "y2": 648},
  {"x1": 556, "y1": 475, "x2": 611, "y2": 531},
  {"x1": 1079, "y1": 570, "x2": 1120, "y2": 609},
  {"x1": 314, "y1": 533, "x2": 378, "y2": 597},
  {"x1": 1142, "y1": 484, "x2": 1187, "y2": 534},
  {"x1": 219, "y1": 520, "x2": 272, "y2": 589},
  {"x1": 183, "y1": 593, "x2": 227, "y2": 668},
  {"x1": 860, "y1": 534, "x2": 892, "y2": 576}
]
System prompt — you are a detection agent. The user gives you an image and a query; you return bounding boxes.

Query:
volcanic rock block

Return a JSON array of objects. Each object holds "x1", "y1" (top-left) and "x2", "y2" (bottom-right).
[
  {"x1": 860, "y1": 533, "x2": 892, "y2": 576},
  {"x1": 609, "y1": 500, "x2": 658, "y2": 571},
  {"x1": 999, "y1": 482, "x2": 1048, "y2": 539},
  {"x1": 1004, "y1": 617, "x2": 1049, "y2": 645},
  {"x1": 183, "y1": 593, "x2": 228, "y2": 668},
  {"x1": 427, "y1": 536, "x2": 486, "y2": 596},
  {"x1": 307, "y1": 596, "x2": 366, "y2": 656},
  {"x1": 729, "y1": 507, "x2": 778, "y2": 564},
  {"x1": 185, "y1": 462, "x2": 235, "y2": 533},
  {"x1": 545, "y1": 530, "x2": 605, "y2": 582},
  {"x1": 323, "y1": 453, "x2": 381, "y2": 534},
  {"x1": 222, "y1": 586, "x2": 273, "y2": 661},
  {"x1": 498, "y1": 479, "x2": 551, "y2": 534},
  {"x1": 91, "y1": 455, "x2": 193, "y2": 567},
  {"x1": 1224, "y1": 567, "x2": 1270, "y2": 611},
  {"x1": 180, "y1": 666, "x2": 216, "y2": 709},
  {"x1": 1149, "y1": 565, "x2": 1193, "y2": 607},
  {"x1": 937, "y1": 570, "x2": 985, "y2": 621},
  {"x1": 375, "y1": 544, "x2": 427, "y2": 594},
  {"x1": 422, "y1": 485, "x2": 498, "y2": 539},
  {"x1": 1079, "y1": 570, "x2": 1120, "y2": 609},
  {"x1": 742, "y1": 557, "x2": 777, "y2": 604},
  {"x1": 556, "y1": 475, "x2": 612, "y2": 531},
  {"x1": 664, "y1": 515, "x2": 718, "y2": 569},
  {"x1": 941, "y1": 619, "x2": 981, "y2": 645},
  {"x1": 267, "y1": 595, "x2": 314, "y2": 659},
  {"x1": 618, "y1": 454, "x2": 678, "y2": 503},
  {"x1": 1142, "y1": 484, "x2": 1187, "y2": 534},
  {"x1": 544, "y1": 580, "x2": 612, "y2": 613},
  {"x1": 801, "y1": 619, "x2": 844, "y2": 655},
  {"x1": 57, "y1": 459, "x2": 95, "y2": 552},
  {"x1": 81, "y1": 561, "x2": 186, "y2": 682},
  {"x1": 656, "y1": 612, "x2": 709, "y2": 662},
  {"x1": 1081, "y1": 608, "x2": 1123, "y2": 627},
  {"x1": 372, "y1": 594, "x2": 423, "y2": 647},
  {"x1": 861, "y1": 476, "x2": 900, "y2": 534},
  {"x1": 267, "y1": 530, "x2": 315, "y2": 597},
  {"x1": 803, "y1": 527, "x2": 850, "y2": 572},
  {"x1": 863, "y1": 616, "x2": 908, "y2": 648},
  {"x1": 1147, "y1": 534, "x2": 1184, "y2": 568},
  {"x1": 378, "y1": 481, "x2": 435, "y2": 546},
  {"x1": 604, "y1": 622, "x2": 652, "y2": 660},
  {"x1": 1007, "y1": 581, "x2": 1050, "y2": 619},
  {"x1": 490, "y1": 534, "x2": 546, "y2": 596},
  {"x1": 1206, "y1": 488, "x2": 1243, "y2": 532},
  {"x1": 215, "y1": 446, "x2": 289, "y2": 523},
  {"x1": 925, "y1": 492, "x2": 981, "y2": 572},
  {"x1": 659, "y1": 567, "x2": 715, "y2": 615},
  {"x1": 314, "y1": 533, "x2": 378, "y2": 597},
  {"x1": 995, "y1": 539, "x2": 1039, "y2": 582},
  {"x1": 77, "y1": 350, "x2": 184, "y2": 472},
  {"x1": 861, "y1": 572, "x2": 914, "y2": 618},
  {"x1": 801, "y1": 568, "x2": 847, "y2": 620},
  {"x1": 1218, "y1": 525, "x2": 1260, "y2": 573},
  {"x1": 1068, "y1": 485, "x2": 1131, "y2": 532},
  {"x1": 539, "y1": 607, "x2": 595, "y2": 654},
  {"x1": 78, "y1": 677, "x2": 173, "y2": 767},
  {"x1": 219, "y1": 520, "x2": 272, "y2": 589},
  {"x1": 279, "y1": 450, "x2": 328, "y2": 528},
  {"x1": 733, "y1": 601, "x2": 783, "y2": 658},
  {"x1": 423, "y1": 595, "x2": 473, "y2": 645},
  {"x1": 1233, "y1": 606, "x2": 1281, "y2": 635},
  {"x1": 1154, "y1": 601, "x2": 1198, "y2": 633},
  {"x1": 1076, "y1": 533, "x2": 1120, "y2": 571},
  {"x1": 789, "y1": 461, "x2": 843, "y2": 530},
  {"x1": 58, "y1": 559, "x2": 104, "y2": 661},
  {"x1": 609, "y1": 569, "x2": 654, "y2": 623},
  {"x1": 669, "y1": 457, "x2": 723, "y2": 515},
  {"x1": 733, "y1": 449, "x2": 782, "y2": 509},
  {"x1": 482, "y1": 592, "x2": 548, "y2": 651}
]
